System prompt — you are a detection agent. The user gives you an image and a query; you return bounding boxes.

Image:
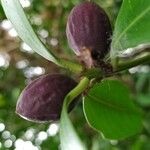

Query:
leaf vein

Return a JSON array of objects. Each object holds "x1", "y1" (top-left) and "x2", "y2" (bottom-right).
[{"x1": 87, "y1": 94, "x2": 136, "y2": 113}]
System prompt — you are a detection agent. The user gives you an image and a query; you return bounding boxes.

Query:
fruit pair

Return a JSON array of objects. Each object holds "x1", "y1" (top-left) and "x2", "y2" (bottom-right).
[{"x1": 16, "y1": 2, "x2": 112, "y2": 122}]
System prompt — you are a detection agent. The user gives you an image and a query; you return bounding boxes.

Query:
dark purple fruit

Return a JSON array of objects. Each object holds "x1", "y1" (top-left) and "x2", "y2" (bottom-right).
[
  {"x1": 66, "y1": 2, "x2": 112, "y2": 68},
  {"x1": 16, "y1": 74, "x2": 78, "y2": 122}
]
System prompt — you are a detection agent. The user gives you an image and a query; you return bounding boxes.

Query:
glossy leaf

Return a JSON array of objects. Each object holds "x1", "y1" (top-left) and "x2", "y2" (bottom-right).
[
  {"x1": 83, "y1": 79, "x2": 142, "y2": 139},
  {"x1": 111, "y1": 0, "x2": 150, "y2": 57},
  {"x1": 1, "y1": 0, "x2": 58, "y2": 64}
]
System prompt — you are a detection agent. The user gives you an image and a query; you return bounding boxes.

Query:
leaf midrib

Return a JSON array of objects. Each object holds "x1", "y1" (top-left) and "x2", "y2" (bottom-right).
[
  {"x1": 87, "y1": 94, "x2": 137, "y2": 113},
  {"x1": 113, "y1": 5, "x2": 150, "y2": 48}
]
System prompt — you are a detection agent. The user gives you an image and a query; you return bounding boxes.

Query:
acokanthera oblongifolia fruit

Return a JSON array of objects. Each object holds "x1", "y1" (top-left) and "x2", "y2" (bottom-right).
[
  {"x1": 66, "y1": 2, "x2": 112, "y2": 68},
  {"x1": 16, "y1": 74, "x2": 78, "y2": 122}
]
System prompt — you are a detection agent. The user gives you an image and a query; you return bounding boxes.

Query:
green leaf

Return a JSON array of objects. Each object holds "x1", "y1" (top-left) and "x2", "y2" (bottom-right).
[
  {"x1": 60, "y1": 77, "x2": 89, "y2": 150},
  {"x1": 60, "y1": 107, "x2": 86, "y2": 150},
  {"x1": 83, "y1": 79, "x2": 142, "y2": 139},
  {"x1": 1, "y1": 0, "x2": 58, "y2": 64},
  {"x1": 111, "y1": 0, "x2": 150, "y2": 57}
]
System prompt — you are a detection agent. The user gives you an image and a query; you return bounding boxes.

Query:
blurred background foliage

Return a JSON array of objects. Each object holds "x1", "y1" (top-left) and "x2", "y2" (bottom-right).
[{"x1": 0, "y1": 0, "x2": 150, "y2": 149}]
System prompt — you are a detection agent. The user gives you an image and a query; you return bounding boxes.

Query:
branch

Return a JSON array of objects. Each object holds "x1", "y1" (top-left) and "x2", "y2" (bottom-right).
[{"x1": 116, "y1": 52, "x2": 150, "y2": 72}]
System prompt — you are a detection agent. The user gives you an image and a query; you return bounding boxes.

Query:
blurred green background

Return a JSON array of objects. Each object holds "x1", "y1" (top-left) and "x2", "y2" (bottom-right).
[{"x1": 0, "y1": 0, "x2": 150, "y2": 149}]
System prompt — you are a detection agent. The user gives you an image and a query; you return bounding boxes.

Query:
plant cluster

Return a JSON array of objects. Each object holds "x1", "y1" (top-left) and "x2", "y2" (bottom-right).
[{"x1": 1, "y1": 0, "x2": 150, "y2": 149}]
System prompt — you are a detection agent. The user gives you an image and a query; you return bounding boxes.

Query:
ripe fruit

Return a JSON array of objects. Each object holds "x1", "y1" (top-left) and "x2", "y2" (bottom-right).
[
  {"x1": 66, "y1": 2, "x2": 112, "y2": 68},
  {"x1": 16, "y1": 74, "x2": 78, "y2": 122}
]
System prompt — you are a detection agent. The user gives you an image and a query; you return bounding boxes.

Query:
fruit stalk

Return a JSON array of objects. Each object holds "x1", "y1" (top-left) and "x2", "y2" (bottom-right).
[
  {"x1": 63, "y1": 77, "x2": 90, "y2": 108},
  {"x1": 60, "y1": 77, "x2": 90, "y2": 150}
]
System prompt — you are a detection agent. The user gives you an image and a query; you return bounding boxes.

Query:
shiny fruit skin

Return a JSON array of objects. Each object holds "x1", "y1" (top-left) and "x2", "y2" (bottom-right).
[
  {"x1": 66, "y1": 2, "x2": 112, "y2": 68},
  {"x1": 16, "y1": 74, "x2": 78, "y2": 122}
]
